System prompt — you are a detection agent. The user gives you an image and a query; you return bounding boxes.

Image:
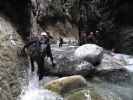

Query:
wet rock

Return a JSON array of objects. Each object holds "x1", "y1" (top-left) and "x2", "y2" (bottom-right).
[
  {"x1": 74, "y1": 44, "x2": 104, "y2": 65},
  {"x1": 65, "y1": 89, "x2": 104, "y2": 100},
  {"x1": 44, "y1": 75, "x2": 87, "y2": 95},
  {"x1": 97, "y1": 53, "x2": 126, "y2": 71},
  {"x1": 96, "y1": 69, "x2": 130, "y2": 83},
  {"x1": 45, "y1": 45, "x2": 95, "y2": 77},
  {"x1": 45, "y1": 59, "x2": 95, "y2": 77},
  {"x1": 57, "y1": 60, "x2": 95, "y2": 77},
  {"x1": 95, "y1": 52, "x2": 131, "y2": 82}
]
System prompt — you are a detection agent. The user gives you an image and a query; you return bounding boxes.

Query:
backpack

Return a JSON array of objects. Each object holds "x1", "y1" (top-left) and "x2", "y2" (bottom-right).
[{"x1": 27, "y1": 41, "x2": 41, "y2": 58}]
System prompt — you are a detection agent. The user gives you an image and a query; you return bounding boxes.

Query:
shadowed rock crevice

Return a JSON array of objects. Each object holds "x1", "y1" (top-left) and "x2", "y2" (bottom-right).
[{"x1": 0, "y1": 0, "x2": 32, "y2": 39}]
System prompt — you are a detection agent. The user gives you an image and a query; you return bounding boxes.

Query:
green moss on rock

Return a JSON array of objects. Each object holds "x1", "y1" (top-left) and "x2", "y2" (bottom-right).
[
  {"x1": 65, "y1": 89, "x2": 104, "y2": 100},
  {"x1": 66, "y1": 91, "x2": 86, "y2": 100},
  {"x1": 45, "y1": 80, "x2": 63, "y2": 94}
]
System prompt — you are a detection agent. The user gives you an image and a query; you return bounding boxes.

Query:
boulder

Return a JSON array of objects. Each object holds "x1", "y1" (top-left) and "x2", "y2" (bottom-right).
[
  {"x1": 97, "y1": 53, "x2": 126, "y2": 71},
  {"x1": 45, "y1": 60, "x2": 95, "y2": 77},
  {"x1": 95, "y1": 52, "x2": 131, "y2": 82},
  {"x1": 44, "y1": 75, "x2": 87, "y2": 95},
  {"x1": 45, "y1": 46, "x2": 95, "y2": 77},
  {"x1": 74, "y1": 44, "x2": 104, "y2": 65}
]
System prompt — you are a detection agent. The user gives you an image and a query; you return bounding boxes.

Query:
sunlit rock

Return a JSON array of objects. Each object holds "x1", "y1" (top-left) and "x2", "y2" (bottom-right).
[
  {"x1": 74, "y1": 44, "x2": 104, "y2": 65},
  {"x1": 44, "y1": 75, "x2": 87, "y2": 95}
]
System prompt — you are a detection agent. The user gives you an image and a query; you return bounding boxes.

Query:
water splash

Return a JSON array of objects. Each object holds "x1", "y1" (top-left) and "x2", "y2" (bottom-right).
[
  {"x1": 18, "y1": 68, "x2": 63, "y2": 100},
  {"x1": 113, "y1": 53, "x2": 133, "y2": 72}
]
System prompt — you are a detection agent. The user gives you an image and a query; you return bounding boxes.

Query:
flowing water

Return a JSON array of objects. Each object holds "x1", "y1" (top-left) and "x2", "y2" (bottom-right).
[
  {"x1": 18, "y1": 44, "x2": 133, "y2": 100},
  {"x1": 18, "y1": 68, "x2": 63, "y2": 100},
  {"x1": 88, "y1": 53, "x2": 133, "y2": 100}
]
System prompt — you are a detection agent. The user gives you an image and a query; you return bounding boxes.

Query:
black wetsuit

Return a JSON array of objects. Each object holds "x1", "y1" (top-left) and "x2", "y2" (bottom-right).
[
  {"x1": 23, "y1": 36, "x2": 55, "y2": 80},
  {"x1": 23, "y1": 37, "x2": 44, "y2": 80},
  {"x1": 59, "y1": 37, "x2": 63, "y2": 47},
  {"x1": 40, "y1": 36, "x2": 54, "y2": 66}
]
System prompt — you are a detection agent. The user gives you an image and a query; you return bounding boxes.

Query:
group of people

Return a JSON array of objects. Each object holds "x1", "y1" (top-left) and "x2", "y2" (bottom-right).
[
  {"x1": 21, "y1": 30, "x2": 99, "y2": 80},
  {"x1": 80, "y1": 30, "x2": 99, "y2": 45}
]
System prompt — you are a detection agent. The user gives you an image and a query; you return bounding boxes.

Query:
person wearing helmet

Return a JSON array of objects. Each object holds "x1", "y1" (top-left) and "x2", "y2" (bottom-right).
[
  {"x1": 40, "y1": 32, "x2": 55, "y2": 67},
  {"x1": 40, "y1": 32, "x2": 47, "y2": 36},
  {"x1": 21, "y1": 32, "x2": 55, "y2": 80},
  {"x1": 22, "y1": 33, "x2": 45, "y2": 80}
]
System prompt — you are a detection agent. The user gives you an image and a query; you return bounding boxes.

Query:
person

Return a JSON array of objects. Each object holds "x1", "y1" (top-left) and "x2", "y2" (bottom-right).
[
  {"x1": 87, "y1": 32, "x2": 96, "y2": 44},
  {"x1": 59, "y1": 37, "x2": 63, "y2": 47},
  {"x1": 40, "y1": 32, "x2": 55, "y2": 67},
  {"x1": 22, "y1": 33, "x2": 45, "y2": 80},
  {"x1": 79, "y1": 31, "x2": 87, "y2": 45}
]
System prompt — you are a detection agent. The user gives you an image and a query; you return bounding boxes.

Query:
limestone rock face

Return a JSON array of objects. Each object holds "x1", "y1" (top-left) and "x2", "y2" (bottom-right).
[
  {"x1": 44, "y1": 75, "x2": 87, "y2": 94},
  {"x1": 0, "y1": 16, "x2": 26, "y2": 100},
  {"x1": 74, "y1": 44, "x2": 104, "y2": 65}
]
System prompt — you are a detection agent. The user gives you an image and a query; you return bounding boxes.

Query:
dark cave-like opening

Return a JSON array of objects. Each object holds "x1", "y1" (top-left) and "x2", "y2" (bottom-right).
[{"x1": 0, "y1": 0, "x2": 32, "y2": 39}]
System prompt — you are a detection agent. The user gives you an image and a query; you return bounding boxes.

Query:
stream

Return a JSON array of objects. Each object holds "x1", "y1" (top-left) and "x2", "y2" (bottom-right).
[{"x1": 18, "y1": 44, "x2": 133, "y2": 100}]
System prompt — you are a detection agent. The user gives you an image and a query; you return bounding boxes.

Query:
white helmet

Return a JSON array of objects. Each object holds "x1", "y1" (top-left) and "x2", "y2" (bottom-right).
[
  {"x1": 96, "y1": 30, "x2": 99, "y2": 33},
  {"x1": 41, "y1": 32, "x2": 47, "y2": 36}
]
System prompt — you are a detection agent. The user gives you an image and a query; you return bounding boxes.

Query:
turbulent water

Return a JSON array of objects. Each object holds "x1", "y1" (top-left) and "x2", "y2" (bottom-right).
[
  {"x1": 88, "y1": 53, "x2": 133, "y2": 100},
  {"x1": 18, "y1": 68, "x2": 63, "y2": 100},
  {"x1": 18, "y1": 44, "x2": 133, "y2": 100}
]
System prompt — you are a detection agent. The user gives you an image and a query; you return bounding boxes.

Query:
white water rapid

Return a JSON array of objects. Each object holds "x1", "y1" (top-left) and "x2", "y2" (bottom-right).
[
  {"x1": 18, "y1": 66, "x2": 63, "y2": 100},
  {"x1": 113, "y1": 53, "x2": 133, "y2": 72}
]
